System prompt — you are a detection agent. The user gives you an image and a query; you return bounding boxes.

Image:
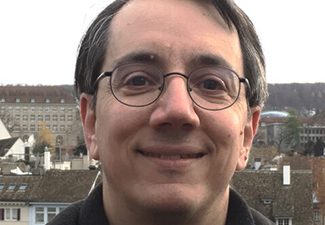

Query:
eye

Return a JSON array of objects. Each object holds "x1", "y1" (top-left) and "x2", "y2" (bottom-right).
[
  {"x1": 203, "y1": 79, "x2": 222, "y2": 90},
  {"x1": 192, "y1": 76, "x2": 226, "y2": 92},
  {"x1": 126, "y1": 76, "x2": 147, "y2": 86}
]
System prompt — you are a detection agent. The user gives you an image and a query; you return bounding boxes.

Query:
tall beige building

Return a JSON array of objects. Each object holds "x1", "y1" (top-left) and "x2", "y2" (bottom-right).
[{"x1": 0, "y1": 85, "x2": 83, "y2": 155}]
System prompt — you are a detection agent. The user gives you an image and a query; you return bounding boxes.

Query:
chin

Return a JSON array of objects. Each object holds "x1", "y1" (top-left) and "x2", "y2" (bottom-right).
[{"x1": 136, "y1": 184, "x2": 207, "y2": 214}]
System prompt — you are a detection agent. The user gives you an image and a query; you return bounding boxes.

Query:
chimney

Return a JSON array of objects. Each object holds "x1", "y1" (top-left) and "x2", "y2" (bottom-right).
[
  {"x1": 283, "y1": 164, "x2": 290, "y2": 186},
  {"x1": 44, "y1": 146, "x2": 51, "y2": 170}
]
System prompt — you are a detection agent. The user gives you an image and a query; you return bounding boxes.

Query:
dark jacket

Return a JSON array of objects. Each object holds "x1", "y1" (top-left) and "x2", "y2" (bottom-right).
[{"x1": 47, "y1": 183, "x2": 275, "y2": 225}]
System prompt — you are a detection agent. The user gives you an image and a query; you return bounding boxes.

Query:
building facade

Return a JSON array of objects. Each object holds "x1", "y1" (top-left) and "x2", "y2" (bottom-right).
[{"x1": 0, "y1": 85, "x2": 82, "y2": 154}]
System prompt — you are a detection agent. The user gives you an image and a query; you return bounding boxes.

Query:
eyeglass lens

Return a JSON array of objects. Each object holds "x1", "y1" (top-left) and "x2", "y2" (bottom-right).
[{"x1": 109, "y1": 64, "x2": 241, "y2": 110}]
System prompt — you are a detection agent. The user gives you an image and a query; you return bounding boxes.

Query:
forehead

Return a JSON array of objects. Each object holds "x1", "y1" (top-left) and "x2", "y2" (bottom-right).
[{"x1": 105, "y1": 0, "x2": 242, "y2": 74}]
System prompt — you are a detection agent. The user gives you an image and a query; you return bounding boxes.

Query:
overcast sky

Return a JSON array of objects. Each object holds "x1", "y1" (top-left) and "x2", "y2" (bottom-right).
[{"x1": 0, "y1": 0, "x2": 324, "y2": 85}]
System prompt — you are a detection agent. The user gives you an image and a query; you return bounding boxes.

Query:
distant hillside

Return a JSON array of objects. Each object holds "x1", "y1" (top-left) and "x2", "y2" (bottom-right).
[
  {"x1": 60, "y1": 83, "x2": 325, "y2": 114},
  {"x1": 265, "y1": 83, "x2": 325, "y2": 114}
]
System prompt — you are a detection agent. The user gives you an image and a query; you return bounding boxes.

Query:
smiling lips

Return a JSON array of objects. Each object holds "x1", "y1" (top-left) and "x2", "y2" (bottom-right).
[{"x1": 138, "y1": 150, "x2": 205, "y2": 160}]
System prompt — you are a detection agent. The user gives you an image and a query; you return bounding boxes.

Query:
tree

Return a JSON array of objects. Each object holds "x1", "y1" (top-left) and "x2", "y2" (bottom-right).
[
  {"x1": 73, "y1": 138, "x2": 88, "y2": 156},
  {"x1": 0, "y1": 109, "x2": 17, "y2": 133},
  {"x1": 283, "y1": 109, "x2": 301, "y2": 151},
  {"x1": 303, "y1": 140, "x2": 315, "y2": 156},
  {"x1": 33, "y1": 122, "x2": 54, "y2": 155},
  {"x1": 314, "y1": 139, "x2": 325, "y2": 157}
]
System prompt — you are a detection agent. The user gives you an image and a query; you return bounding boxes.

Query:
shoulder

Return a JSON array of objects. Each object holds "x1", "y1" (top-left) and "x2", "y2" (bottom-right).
[
  {"x1": 46, "y1": 200, "x2": 84, "y2": 225},
  {"x1": 227, "y1": 188, "x2": 275, "y2": 225},
  {"x1": 249, "y1": 207, "x2": 275, "y2": 225}
]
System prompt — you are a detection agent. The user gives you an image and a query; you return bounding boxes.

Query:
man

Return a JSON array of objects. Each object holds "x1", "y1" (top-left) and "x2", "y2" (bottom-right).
[{"x1": 48, "y1": 0, "x2": 272, "y2": 224}]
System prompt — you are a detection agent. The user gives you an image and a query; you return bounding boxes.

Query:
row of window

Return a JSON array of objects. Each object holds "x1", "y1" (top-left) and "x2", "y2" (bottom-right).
[
  {"x1": 1, "y1": 106, "x2": 74, "y2": 113},
  {"x1": 12, "y1": 114, "x2": 73, "y2": 122},
  {"x1": 300, "y1": 136, "x2": 323, "y2": 142},
  {"x1": 1, "y1": 97, "x2": 66, "y2": 104},
  {"x1": 0, "y1": 208, "x2": 20, "y2": 221},
  {"x1": 35, "y1": 206, "x2": 65, "y2": 223},
  {"x1": 301, "y1": 129, "x2": 325, "y2": 135},
  {"x1": 15, "y1": 124, "x2": 72, "y2": 132},
  {"x1": 0, "y1": 183, "x2": 27, "y2": 191}
]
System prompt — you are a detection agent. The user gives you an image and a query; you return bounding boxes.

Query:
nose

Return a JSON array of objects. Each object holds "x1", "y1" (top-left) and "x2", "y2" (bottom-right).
[{"x1": 149, "y1": 76, "x2": 200, "y2": 130}]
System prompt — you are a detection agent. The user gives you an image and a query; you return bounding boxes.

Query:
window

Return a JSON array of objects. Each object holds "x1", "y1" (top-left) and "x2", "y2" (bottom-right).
[
  {"x1": 30, "y1": 125, "x2": 35, "y2": 131},
  {"x1": 53, "y1": 125, "x2": 58, "y2": 132},
  {"x1": 5, "y1": 208, "x2": 10, "y2": 220},
  {"x1": 35, "y1": 207, "x2": 44, "y2": 223},
  {"x1": 60, "y1": 98, "x2": 65, "y2": 103},
  {"x1": 23, "y1": 125, "x2": 28, "y2": 131},
  {"x1": 67, "y1": 115, "x2": 72, "y2": 121},
  {"x1": 15, "y1": 106, "x2": 20, "y2": 112},
  {"x1": 31, "y1": 106, "x2": 35, "y2": 111},
  {"x1": 46, "y1": 98, "x2": 50, "y2": 103},
  {"x1": 67, "y1": 107, "x2": 73, "y2": 112},
  {"x1": 14, "y1": 125, "x2": 20, "y2": 131},
  {"x1": 45, "y1": 107, "x2": 50, "y2": 112},
  {"x1": 38, "y1": 115, "x2": 43, "y2": 121},
  {"x1": 19, "y1": 184, "x2": 27, "y2": 190},
  {"x1": 12, "y1": 208, "x2": 19, "y2": 220},
  {"x1": 60, "y1": 115, "x2": 65, "y2": 122},
  {"x1": 45, "y1": 115, "x2": 50, "y2": 121},
  {"x1": 15, "y1": 114, "x2": 20, "y2": 121},
  {"x1": 31, "y1": 98, "x2": 35, "y2": 103},
  {"x1": 0, "y1": 208, "x2": 20, "y2": 221},
  {"x1": 0, "y1": 183, "x2": 4, "y2": 190},
  {"x1": 47, "y1": 207, "x2": 56, "y2": 222},
  {"x1": 8, "y1": 184, "x2": 16, "y2": 191},
  {"x1": 0, "y1": 97, "x2": 5, "y2": 102},
  {"x1": 276, "y1": 218, "x2": 292, "y2": 225},
  {"x1": 23, "y1": 115, "x2": 28, "y2": 121},
  {"x1": 46, "y1": 125, "x2": 51, "y2": 130},
  {"x1": 16, "y1": 98, "x2": 20, "y2": 103},
  {"x1": 314, "y1": 210, "x2": 320, "y2": 221},
  {"x1": 53, "y1": 115, "x2": 58, "y2": 121},
  {"x1": 38, "y1": 107, "x2": 43, "y2": 112},
  {"x1": 60, "y1": 107, "x2": 65, "y2": 112},
  {"x1": 52, "y1": 107, "x2": 57, "y2": 112},
  {"x1": 30, "y1": 114, "x2": 35, "y2": 121},
  {"x1": 60, "y1": 125, "x2": 65, "y2": 132},
  {"x1": 23, "y1": 106, "x2": 28, "y2": 112}
]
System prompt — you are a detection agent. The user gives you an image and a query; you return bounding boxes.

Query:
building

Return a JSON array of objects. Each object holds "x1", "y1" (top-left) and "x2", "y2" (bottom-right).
[
  {"x1": 232, "y1": 168, "x2": 313, "y2": 225},
  {"x1": 0, "y1": 85, "x2": 83, "y2": 155},
  {"x1": 0, "y1": 169, "x2": 100, "y2": 225}
]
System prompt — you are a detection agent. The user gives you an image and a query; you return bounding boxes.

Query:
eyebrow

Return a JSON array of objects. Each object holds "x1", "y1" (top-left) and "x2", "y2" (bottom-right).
[
  {"x1": 191, "y1": 54, "x2": 233, "y2": 70},
  {"x1": 112, "y1": 51, "x2": 160, "y2": 67},
  {"x1": 112, "y1": 51, "x2": 233, "y2": 71}
]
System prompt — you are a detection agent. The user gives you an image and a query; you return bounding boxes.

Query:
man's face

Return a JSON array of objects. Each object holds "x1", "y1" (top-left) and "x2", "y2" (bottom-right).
[{"x1": 82, "y1": 0, "x2": 260, "y2": 213}]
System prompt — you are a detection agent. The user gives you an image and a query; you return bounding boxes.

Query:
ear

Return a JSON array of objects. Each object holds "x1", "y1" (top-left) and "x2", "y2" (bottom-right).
[
  {"x1": 236, "y1": 106, "x2": 260, "y2": 171},
  {"x1": 80, "y1": 93, "x2": 99, "y2": 160}
]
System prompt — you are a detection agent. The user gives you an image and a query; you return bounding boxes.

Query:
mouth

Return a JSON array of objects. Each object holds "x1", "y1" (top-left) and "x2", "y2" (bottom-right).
[{"x1": 137, "y1": 150, "x2": 205, "y2": 160}]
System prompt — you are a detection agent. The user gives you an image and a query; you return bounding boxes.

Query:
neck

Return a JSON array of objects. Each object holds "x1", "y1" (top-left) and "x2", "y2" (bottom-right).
[{"x1": 102, "y1": 179, "x2": 230, "y2": 225}]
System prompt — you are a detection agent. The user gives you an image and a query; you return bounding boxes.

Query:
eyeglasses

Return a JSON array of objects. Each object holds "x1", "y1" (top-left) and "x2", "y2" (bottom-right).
[{"x1": 94, "y1": 63, "x2": 250, "y2": 111}]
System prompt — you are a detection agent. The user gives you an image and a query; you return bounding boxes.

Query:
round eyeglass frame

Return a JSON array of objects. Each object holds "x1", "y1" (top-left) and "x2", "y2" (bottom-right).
[{"x1": 93, "y1": 63, "x2": 251, "y2": 111}]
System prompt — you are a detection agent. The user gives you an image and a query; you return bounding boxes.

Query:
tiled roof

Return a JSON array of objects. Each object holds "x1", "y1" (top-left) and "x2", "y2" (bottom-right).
[
  {"x1": 0, "y1": 85, "x2": 75, "y2": 104},
  {"x1": 0, "y1": 169, "x2": 101, "y2": 203},
  {"x1": 0, "y1": 137, "x2": 19, "y2": 157},
  {"x1": 232, "y1": 170, "x2": 313, "y2": 223}
]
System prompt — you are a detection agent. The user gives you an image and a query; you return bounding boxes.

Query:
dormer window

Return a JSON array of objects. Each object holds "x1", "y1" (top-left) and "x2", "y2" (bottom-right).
[
  {"x1": 31, "y1": 98, "x2": 35, "y2": 103},
  {"x1": 60, "y1": 98, "x2": 65, "y2": 103},
  {"x1": 0, "y1": 97, "x2": 5, "y2": 103},
  {"x1": 19, "y1": 184, "x2": 27, "y2": 190},
  {"x1": 16, "y1": 98, "x2": 20, "y2": 103},
  {"x1": 8, "y1": 183, "x2": 16, "y2": 191},
  {"x1": 46, "y1": 98, "x2": 50, "y2": 103}
]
